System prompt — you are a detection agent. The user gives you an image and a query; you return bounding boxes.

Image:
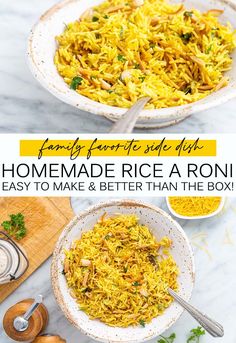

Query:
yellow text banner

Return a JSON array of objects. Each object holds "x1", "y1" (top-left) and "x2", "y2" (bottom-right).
[{"x1": 20, "y1": 138, "x2": 217, "y2": 159}]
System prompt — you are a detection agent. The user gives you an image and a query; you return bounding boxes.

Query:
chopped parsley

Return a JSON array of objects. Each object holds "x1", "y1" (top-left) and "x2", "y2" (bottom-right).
[
  {"x1": 92, "y1": 16, "x2": 99, "y2": 22},
  {"x1": 158, "y1": 333, "x2": 176, "y2": 343},
  {"x1": 180, "y1": 32, "x2": 192, "y2": 44},
  {"x1": 104, "y1": 14, "x2": 109, "y2": 19},
  {"x1": 123, "y1": 266, "x2": 128, "y2": 273},
  {"x1": 183, "y1": 86, "x2": 192, "y2": 95},
  {"x1": 82, "y1": 287, "x2": 92, "y2": 293},
  {"x1": 157, "y1": 327, "x2": 205, "y2": 343},
  {"x1": 134, "y1": 63, "x2": 140, "y2": 69},
  {"x1": 117, "y1": 54, "x2": 126, "y2": 62},
  {"x1": 139, "y1": 319, "x2": 146, "y2": 327},
  {"x1": 70, "y1": 76, "x2": 83, "y2": 90},
  {"x1": 1, "y1": 213, "x2": 27, "y2": 240},
  {"x1": 206, "y1": 44, "x2": 213, "y2": 54},
  {"x1": 187, "y1": 327, "x2": 205, "y2": 343},
  {"x1": 184, "y1": 11, "x2": 193, "y2": 17},
  {"x1": 106, "y1": 89, "x2": 113, "y2": 94},
  {"x1": 139, "y1": 76, "x2": 145, "y2": 83},
  {"x1": 132, "y1": 281, "x2": 140, "y2": 286}
]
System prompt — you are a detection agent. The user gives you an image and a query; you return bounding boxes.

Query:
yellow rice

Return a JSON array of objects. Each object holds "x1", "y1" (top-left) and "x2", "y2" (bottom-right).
[
  {"x1": 64, "y1": 214, "x2": 179, "y2": 327},
  {"x1": 168, "y1": 196, "x2": 221, "y2": 217},
  {"x1": 54, "y1": 0, "x2": 236, "y2": 109}
]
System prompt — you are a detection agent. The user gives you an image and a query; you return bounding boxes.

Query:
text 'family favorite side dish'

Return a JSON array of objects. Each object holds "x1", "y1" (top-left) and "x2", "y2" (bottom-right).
[
  {"x1": 54, "y1": 0, "x2": 236, "y2": 109},
  {"x1": 63, "y1": 214, "x2": 179, "y2": 327}
]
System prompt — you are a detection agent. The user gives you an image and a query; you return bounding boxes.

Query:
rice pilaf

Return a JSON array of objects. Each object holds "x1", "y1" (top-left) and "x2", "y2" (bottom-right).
[
  {"x1": 54, "y1": 0, "x2": 236, "y2": 108},
  {"x1": 64, "y1": 214, "x2": 179, "y2": 327}
]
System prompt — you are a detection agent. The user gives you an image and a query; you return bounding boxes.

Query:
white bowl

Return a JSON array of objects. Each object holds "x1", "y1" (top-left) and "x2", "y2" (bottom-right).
[
  {"x1": 51, "y1": 199, "x2": 195, "y2": 343},
  {"x1": 166, "y1": 196, "x2": 225, "y2": 220},
  {"x1": 28, "y1": 0, "x2": 236, "y2": 128}
]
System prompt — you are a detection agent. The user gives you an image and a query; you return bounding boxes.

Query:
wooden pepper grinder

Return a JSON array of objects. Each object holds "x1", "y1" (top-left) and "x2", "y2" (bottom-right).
[
  {"x1": 3, "y1": 295, "x2": 48, "y2": 342},
  {"x1": 32, "y1": 334, "x2": 66, "y2": 343}
]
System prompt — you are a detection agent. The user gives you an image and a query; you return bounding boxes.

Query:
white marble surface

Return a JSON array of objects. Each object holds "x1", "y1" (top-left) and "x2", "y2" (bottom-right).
[
  {"x1": 0, "y1": 0, "x2": 236, "y2": 342},
  {"x1": 0, "y1": 197, "x2": 236, "y2": 343},
  {"x1": 0, "y1": 0, "x2": 236, "y2": 133}
]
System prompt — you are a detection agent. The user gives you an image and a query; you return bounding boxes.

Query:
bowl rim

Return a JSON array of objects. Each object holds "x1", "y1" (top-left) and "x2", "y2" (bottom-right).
[
  {"x1": 51, "y1": 199, "x2": 195, "y2": 343},
  {"x1": 27, "y1": 0, "x2": 236, "y2": 124},
  {"x1": 166, "y1": 196, "x2": 226, "y2": 220}
]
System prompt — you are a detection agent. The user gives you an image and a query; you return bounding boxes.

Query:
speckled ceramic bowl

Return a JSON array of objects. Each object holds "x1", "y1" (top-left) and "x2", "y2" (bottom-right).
[
  {"x1": 51, "y1": 199, "x2": 195, "y2": 343},
  {"x1": 27, "y1": 0, "x2": 236, "y2": 128}
]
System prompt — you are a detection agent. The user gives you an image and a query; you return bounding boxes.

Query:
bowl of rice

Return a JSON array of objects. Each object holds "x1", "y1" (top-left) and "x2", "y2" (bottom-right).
[
  {"x1": 28, "y1": 0, "x2": 236, "y2": 128},
  {"x1": 51, "y1": 199, "x2": 195, "y2": 342}
]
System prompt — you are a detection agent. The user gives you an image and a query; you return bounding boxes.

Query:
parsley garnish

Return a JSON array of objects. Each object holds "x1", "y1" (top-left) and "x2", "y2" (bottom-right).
[
  {"x1": 104, "y1": 14, "x2": 109, "y2": 19},
  {"x1": 184, "y1": 11, "x2": 193, "y2": 17},
  {"x1": 82, "y1": 287, "x2": 92, "y2": 293},
  {"x1": 70, "y1": 76, "x2": 83, "y2": 90},
  {"x1": 1, "y1": 213, "x2": 27, "y2": 240},
  {"x1": 158, "y1": 333, "x2": 176, "y2": 343},
  {"x1": 92, "y1": 16, "x2": 99, "y2": 22},
  {"x1": 117, "y1": 54, "x2": 126, "y2": 62},
  {"x1": 139, "y1": 76, "x2": 145, "y2": 82},
  {"x1": 180, "y1": 32, "x2": 192, "y2": 43},
  {"x1": 187, "y1": 327, "x2": 205, "y2": 343},
  {"x1": 132, "y1": 281, "x2": 140, "y2": 286},
  {"x1": 183, "y1": 86, "x2": 192, "y2": 95},
  {"x1": 134, "y1": 63, "x2": 140, "y2": 69},
  {"x1": 139, "y1": 319, "x2": 145, "y2": 327},
  {"x1": 157, "y1": 327, "x2": 205, "y2": 343},
  {"x1": 106, "y1": 89, "x2": 113, "y2": 93},
  {"x1": 206, "y1": 44, "x2": 213, "y2": 54}
]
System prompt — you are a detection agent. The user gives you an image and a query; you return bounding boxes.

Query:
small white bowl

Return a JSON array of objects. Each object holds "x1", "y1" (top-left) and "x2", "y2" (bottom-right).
[
  {"x1": 27, "y1": 0, "x2": 236, "y2": 128},
  {"x1": 166, "y1": 197, "x2": 225, "y2": 220},
  {"x1": 51, "y1": 199, "x2": 195, "y2": 343}
]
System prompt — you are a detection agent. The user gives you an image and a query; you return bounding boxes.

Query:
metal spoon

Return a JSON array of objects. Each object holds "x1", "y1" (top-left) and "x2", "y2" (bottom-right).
[
  {"x1": 168, "y1": 288, "x2": 224, "y2": 337},
  {"x1": 13, "y1": 295, "x2": 43, "y2": 332},
  {"x1": 109, "y1": 97, "x2": 151, "y2": 133}
]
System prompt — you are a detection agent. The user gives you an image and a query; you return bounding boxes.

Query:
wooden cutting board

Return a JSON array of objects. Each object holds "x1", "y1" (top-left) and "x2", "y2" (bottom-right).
[{"x1": 0, "y1": 197, "x2": 74, "y2": 303}]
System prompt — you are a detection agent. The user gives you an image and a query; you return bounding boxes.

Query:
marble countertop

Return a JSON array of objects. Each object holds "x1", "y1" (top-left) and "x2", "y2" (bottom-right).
[
  {"x1": 0, "y1": 196, "x2": 236, "y2": 343},
  {"x1": 0, "y1": 1, "x2": 236, "y2": 342},
  {"x1": 0, "y1": 0, "x2": 236, "y2": 133}
]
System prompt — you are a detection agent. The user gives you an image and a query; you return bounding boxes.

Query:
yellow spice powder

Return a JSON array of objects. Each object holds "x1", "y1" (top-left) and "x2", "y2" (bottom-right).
[{"x1": 168, "y1": 196, "x2": 222, "y2": 217}]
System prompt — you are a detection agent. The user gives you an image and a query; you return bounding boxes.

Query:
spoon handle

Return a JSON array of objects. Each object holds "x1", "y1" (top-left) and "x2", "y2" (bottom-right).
[
  {"x1": 23, "y1": 295, "x2": 43, "y2": 321},
  {"x1": 168, "y1": 288, "x2": 224, "y2": 337},
  {"x1": 109, "y1": 97, "x2": 150, "y2": 133}
]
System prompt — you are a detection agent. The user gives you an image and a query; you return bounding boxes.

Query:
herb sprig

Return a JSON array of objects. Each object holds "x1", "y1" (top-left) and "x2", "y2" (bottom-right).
[
  {"x1": 157, "y1": 327, "x2": 205, "y2": 343},
  {"x1": 117, "y1": 54, "x2": 126, "y2": 62},
  {"x1": 180, "y1": 32, "x2": 192, "y2": 44},
  {"x1": 187, "y1": 327, "x2": 205, "y2": 342},
  {"x1": 158, "y1": 333, "x2": 176, "y2": 343},
  {"x1": 1, "y1": 213, "x2": 27, "y2": 240},
  {"x1": 70, "y1": 76, "x2": 83, "y2": 90},
  {"x1": 139, "y1": 319, "x2": 146, "y2": 327}
]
